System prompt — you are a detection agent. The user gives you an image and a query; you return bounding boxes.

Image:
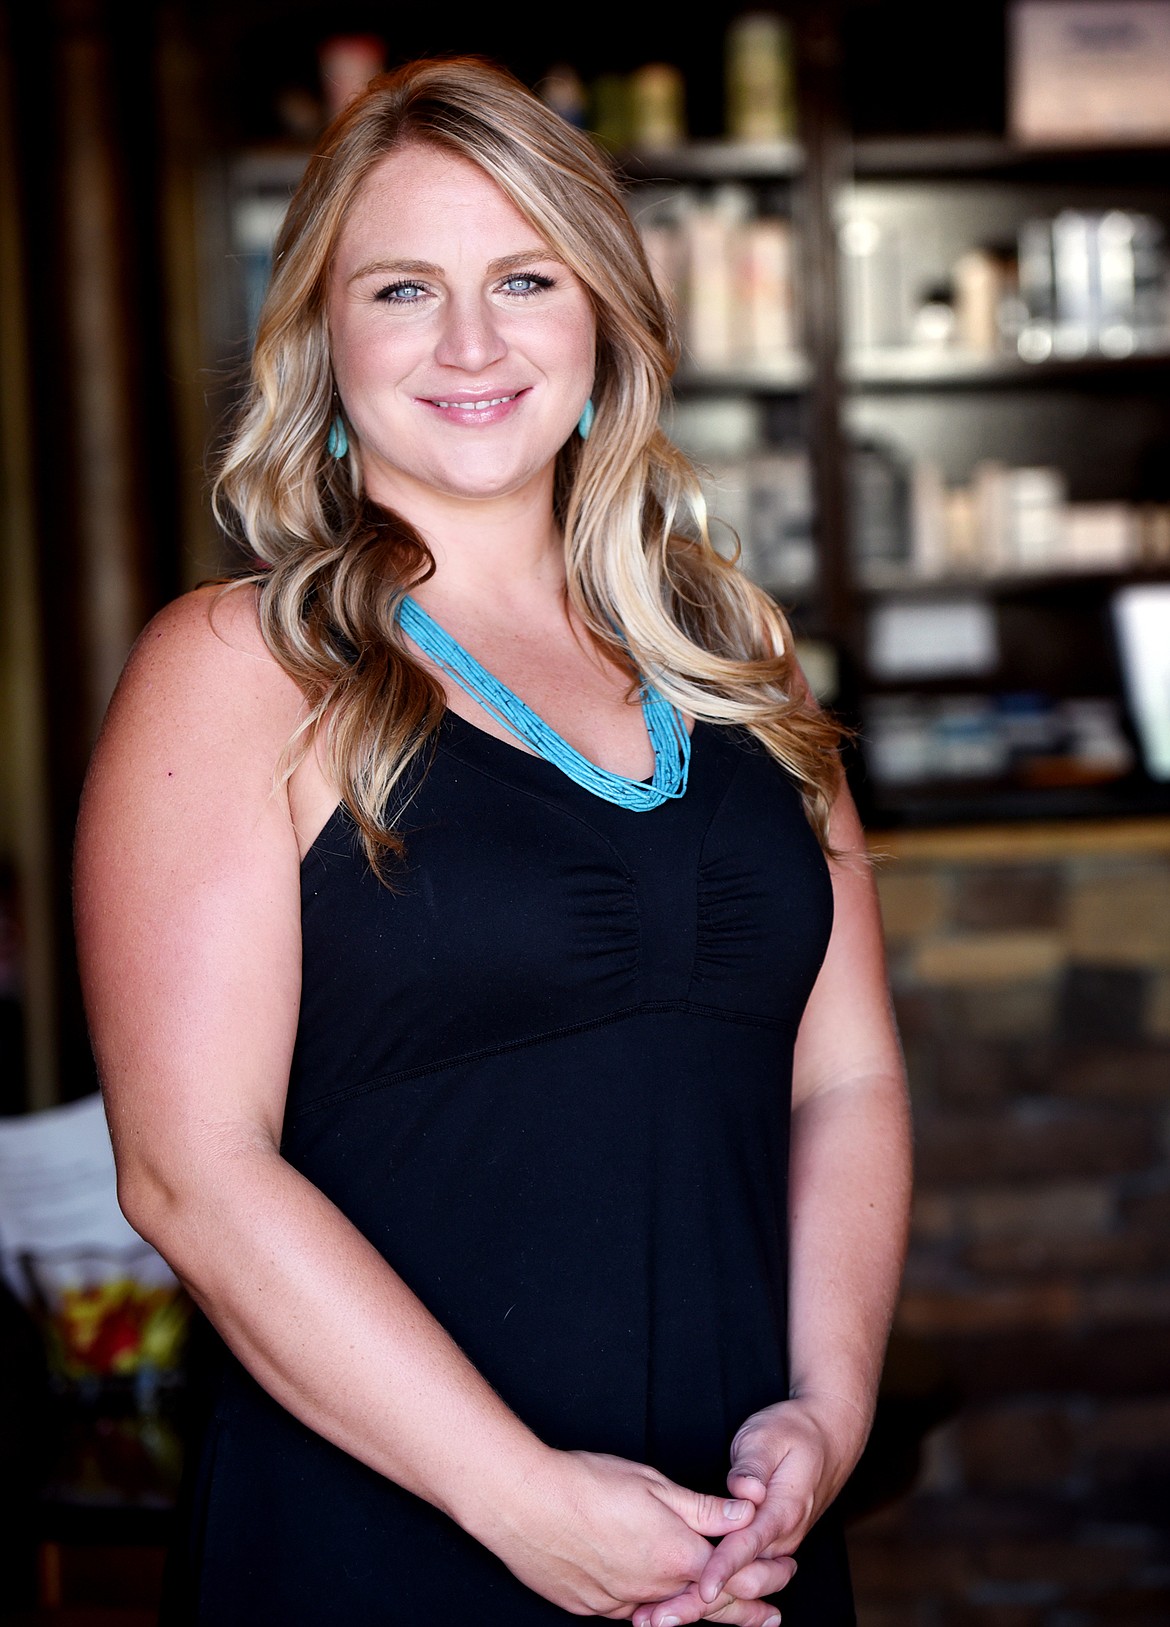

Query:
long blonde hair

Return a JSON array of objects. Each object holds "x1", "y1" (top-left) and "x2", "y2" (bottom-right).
[{"x1": 214, "y1": 56, "x2": 842, "y2": 873}]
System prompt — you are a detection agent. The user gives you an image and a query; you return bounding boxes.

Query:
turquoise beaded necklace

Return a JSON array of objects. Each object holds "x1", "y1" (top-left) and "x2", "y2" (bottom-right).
[{"x1": 397, "y1": 595, "x2": 690, "y2": 811}]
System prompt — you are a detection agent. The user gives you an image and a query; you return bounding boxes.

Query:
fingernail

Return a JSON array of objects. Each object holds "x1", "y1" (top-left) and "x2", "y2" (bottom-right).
[
  {"x1": 724, "y1": 1498, "x2": 750, "y2": 1519},
  {"x1": 660, "y1": 1617, "x2": 681, "y2": 1627},
  {"x1": 764, "y1": 1615, "x2": 781, "y2": 1626}
]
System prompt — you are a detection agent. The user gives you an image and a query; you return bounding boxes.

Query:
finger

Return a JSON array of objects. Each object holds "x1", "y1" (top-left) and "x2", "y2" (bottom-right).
[
  {"x1": 638, "y1": 1555, "x2": 795, "y2": 1625},
  {"x1": 724, "y1": 1442, "x2": 779, "y2": 1516},
  {"x1": 699, "y1": 1594, "x2": 782, "y2": 1627},
  {"x1": 632, "y1": 1586, "x2": 706, "y2": 1627},
  {"x1": 635, "y1": 1583, "x2": 781, "y2": 1627},
  {"x1": 632, "y1": 1590, "x2": 695, "y2": 1627},
  {"x1": 726, "y1": 1468, "x2": 768, "y2": 1506},
  {"x1": 651, "y1": 1477, "x2": 757, "y2": 1539},
  {"x1": 697, "y1": 1489, "x2": 808, "y2": 1603},
  {"x1": 643, "y1": 1555, "x2": 795, "y2": 1619},
  {"x1": 723, "y1": 1557, "x2": 797, "y2": 1599},
  {"x1": 726, "y1": 1431, "x2": 781, "y2": 1497}
]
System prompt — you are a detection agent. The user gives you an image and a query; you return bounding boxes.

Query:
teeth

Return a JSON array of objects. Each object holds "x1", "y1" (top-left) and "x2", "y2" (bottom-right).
[{"x1": 434, "y1": 395, "x2": 515, "y2": 411}]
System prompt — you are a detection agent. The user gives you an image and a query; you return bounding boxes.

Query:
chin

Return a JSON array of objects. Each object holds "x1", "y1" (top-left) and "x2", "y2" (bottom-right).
[
  {"x1": 431, "y1": 460, "x2": 552, "y2": 502},
  {"x1": 362, "y1": 437, "x2": 564, "y2": 508}
]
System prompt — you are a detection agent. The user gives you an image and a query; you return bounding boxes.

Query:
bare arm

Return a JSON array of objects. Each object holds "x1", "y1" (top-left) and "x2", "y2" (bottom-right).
[
  {"x1": 636, "y1": 785, "x2": 912, "y2": 1626},
  {"x1": 786, "y1": 787, "x2": 912, "y2": 1433},
  {"x1": 75, "y1": 588, "x2": 759, "y2": 1618}
]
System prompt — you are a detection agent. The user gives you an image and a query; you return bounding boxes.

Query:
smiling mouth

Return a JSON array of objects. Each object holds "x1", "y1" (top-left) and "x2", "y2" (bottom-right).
[{"x1": 430, "y1": 393, "x2": 520, "y2": 412}]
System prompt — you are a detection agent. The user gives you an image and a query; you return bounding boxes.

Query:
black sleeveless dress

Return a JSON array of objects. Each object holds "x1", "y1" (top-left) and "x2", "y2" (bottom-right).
[{"x1": 165, "y1": 714, "x2": 854, "y2": 1625}]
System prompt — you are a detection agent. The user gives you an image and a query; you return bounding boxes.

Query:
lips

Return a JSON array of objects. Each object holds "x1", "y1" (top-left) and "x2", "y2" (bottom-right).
[
  {"x1": 431, "y1": 394, "x2": 518, "y2": 412},
  {"x1": 418, "y1": 387, "x2": 529, "y2": 427}
]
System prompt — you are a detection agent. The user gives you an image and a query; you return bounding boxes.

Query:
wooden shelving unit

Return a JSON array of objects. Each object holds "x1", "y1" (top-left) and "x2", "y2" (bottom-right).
[
  {"x1": 179, "y1": 3, "x2": 1170, "y2": 830},
  {"x1": 846, "y1": 344, "x2": 1170, "y2": 388}
]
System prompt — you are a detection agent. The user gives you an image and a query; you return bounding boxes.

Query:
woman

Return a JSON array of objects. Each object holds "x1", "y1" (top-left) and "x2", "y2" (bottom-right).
[{"x1": 75, "y1": 57, "x2": 911, "y2": 1627}]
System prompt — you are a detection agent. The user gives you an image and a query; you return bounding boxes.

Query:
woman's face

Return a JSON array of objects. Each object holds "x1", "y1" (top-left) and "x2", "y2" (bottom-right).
[{"x1": 328, "y1": 142, "x2": 597, "y2": 515}]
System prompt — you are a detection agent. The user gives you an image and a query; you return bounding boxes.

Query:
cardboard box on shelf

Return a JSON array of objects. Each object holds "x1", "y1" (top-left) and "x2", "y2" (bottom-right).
[{"x1": 1010, "y1": 1, "x2": 1170, "y2": 146}]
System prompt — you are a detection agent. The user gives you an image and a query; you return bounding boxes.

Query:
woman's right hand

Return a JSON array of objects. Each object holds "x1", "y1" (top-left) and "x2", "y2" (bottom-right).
[{"x1": 471, "y1": 1447, "x2": 789, "y2": 1623}]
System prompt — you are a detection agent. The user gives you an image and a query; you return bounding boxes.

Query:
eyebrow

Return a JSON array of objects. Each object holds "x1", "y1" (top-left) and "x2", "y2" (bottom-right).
[{"x1": 348, "y1": 249, "x2": 564, "y2": 284}]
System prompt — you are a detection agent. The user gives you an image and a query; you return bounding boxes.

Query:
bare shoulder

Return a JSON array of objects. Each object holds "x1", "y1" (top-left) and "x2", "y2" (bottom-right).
[
  {"x1": 114, "y1": 581, "x2": 303, "y2": 727},
  {"x1": 77, "y1": 583, "x2": 310, "y2": 882},
  {"x1": 93, "y1": 583, "x2": 306, "y2": 781}
]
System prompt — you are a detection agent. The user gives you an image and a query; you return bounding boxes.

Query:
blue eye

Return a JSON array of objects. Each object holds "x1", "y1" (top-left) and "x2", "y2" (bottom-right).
[
  {"x1": 502, "y1": 273, "x2": 555, "y2": 296},
  {"x1": 377, "y1": 281, "x2": 427, "y2": 303}
]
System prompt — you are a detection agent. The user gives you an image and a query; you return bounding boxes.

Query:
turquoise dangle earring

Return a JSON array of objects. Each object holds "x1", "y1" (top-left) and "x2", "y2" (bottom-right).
[
  {"x1": 577, "y1": 398, "x2": 595, "y2": 441},
  {"x1": 327, "y1": 415, "x2": 349, "y2": 459}
]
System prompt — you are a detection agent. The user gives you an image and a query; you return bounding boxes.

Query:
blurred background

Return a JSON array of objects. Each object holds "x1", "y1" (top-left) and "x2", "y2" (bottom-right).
[{"x1": 1, "y1": 1, "x2": 1169, "y2": 1622}]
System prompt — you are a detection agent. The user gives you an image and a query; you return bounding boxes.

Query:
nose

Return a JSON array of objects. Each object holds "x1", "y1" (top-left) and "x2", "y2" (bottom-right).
[{"x1": 433, "y1": 291, "x2": 508, "y2": 373}]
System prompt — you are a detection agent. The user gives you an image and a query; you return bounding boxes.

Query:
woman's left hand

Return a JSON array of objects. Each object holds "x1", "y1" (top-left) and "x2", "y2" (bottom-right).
[{"x1": 631, "y1": 1395, "x2": 868, "y2": 1627}]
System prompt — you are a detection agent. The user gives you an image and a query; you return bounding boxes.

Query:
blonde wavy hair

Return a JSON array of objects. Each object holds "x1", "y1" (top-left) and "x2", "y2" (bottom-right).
[{"x1": 214, "y1": 55, "x2": 843, "y2": 873}]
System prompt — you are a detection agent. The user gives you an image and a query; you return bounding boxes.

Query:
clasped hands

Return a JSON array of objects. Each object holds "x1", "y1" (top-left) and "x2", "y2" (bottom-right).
[
  {"x1": 492, "y1": 1395, "x2": 862, "y2": 1626},
  {"x1": 630, "y1": 1397, "x2": 858, "y2": 1627}
]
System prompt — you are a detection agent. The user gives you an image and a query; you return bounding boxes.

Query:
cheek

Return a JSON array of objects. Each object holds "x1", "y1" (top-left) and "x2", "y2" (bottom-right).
[
  {"x1": 331, "y1": 324, "x2": 418, "y2": 417},
  {"x1": 549, "y1": 307, "x2": 597, "y2": 387}
]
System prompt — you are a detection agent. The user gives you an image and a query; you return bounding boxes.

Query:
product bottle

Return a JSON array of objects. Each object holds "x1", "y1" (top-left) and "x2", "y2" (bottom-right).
[
  {"x1": 725, "y1": 13, "x2": 796, "y2": 143},
  {"x1": 685, "y1": 187, "x2": 751, "y2": 370},
  {"x1": 734, "y1": 214, "x2": 796, "y2": 363},
  {"x1": 629, "y1": 63, "x2": 686, "y2": 151},
  {"x1": 590, "y1": 75, "x2": 632, "y2": 152}
]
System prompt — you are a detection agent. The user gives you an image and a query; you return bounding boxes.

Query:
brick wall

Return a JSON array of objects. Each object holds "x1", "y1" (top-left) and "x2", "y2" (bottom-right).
[{"x1": 849, "y1": 822, "x2": 1170, "y2": 1627}]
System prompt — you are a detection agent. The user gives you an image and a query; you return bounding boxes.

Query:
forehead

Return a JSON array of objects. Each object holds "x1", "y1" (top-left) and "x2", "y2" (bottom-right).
[{"x1": 336, "y1": 142, "x2": 543, "y2": 263}]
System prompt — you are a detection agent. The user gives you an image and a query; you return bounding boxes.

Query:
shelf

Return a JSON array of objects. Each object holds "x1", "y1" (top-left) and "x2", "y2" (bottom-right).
[
  {"x1": 866, "y1": 816, "x2": 1170, "y2": 859},
  {"x1": 846, "y1": 345, "x2": 1170, "y2": 389},
  {"x1": 231, "y1": 140, "x2": 807, "y2": 193},
  {"x1": 229, "y1": 133, "x2": 1170, "y2": 190},
  {"x1": 232, "y1": 141, "x2": 807, "y2": 195},
  {"x1": 849, "y1": 135, "x2": 1170, "y2": 181},
  {"x1": 674, "y1": 354, "x2": 811, "y2": 392},
  {"x1": 859, "y1": 773, "x2": 1170, "y2": 829},
  {"x1": 620, "y1": 140, "x2": 804, "y2": 182},
  {"x1": 856, "y1": 566, "x2": 1170, "y2": 600}
]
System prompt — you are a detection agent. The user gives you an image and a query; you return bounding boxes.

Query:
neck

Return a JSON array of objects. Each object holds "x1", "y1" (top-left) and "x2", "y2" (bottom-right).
[{"x1": 365, "y1": 464, "x2": 568, "y2": 618}]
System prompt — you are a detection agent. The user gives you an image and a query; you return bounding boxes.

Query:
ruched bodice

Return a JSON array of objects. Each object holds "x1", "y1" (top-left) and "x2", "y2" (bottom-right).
[
  {"x1": 289, "y1": 714, "x2": 831, "y2": 1103},
  {"x1": 165, "y1": 716, "x2": 856, "y2": 1626}
]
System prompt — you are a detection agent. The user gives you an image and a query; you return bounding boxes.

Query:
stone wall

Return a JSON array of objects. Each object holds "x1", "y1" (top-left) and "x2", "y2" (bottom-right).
[{"x1": 849, "y1": 821, "x2": 1170, "y2": 1627}]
